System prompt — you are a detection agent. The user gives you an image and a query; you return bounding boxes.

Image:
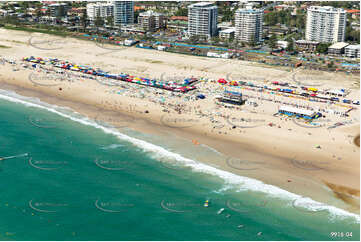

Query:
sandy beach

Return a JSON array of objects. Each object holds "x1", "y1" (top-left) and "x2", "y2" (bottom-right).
[{"x1": 0, "y1": 29, "x2": 359, "y2": 213}]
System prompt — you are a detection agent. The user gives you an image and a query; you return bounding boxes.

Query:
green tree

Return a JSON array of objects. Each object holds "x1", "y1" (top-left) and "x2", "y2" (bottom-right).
[
  {"x1": 189, "y1": 35, "x2": 201, "y2": 44},
  {"x1": 346, "y1": 26, "x2": 360, "y2": 43},
  {"x1": 81, "y1": 9, "x2": 88, "y2": 32},
  {"x1": 106, "y1": 16, "x2": 114, "y2": 27},
  {"x1": 210, "y1": 36, "x2": 220, "y2": 44},
  {"x1": 286, "y1": 37, "x2": 294, "y2": 52},
  {"x1": 316, "y1": 43, "x2": 331, "y2": 54},
  {"x1": 268, "y1": 34, "x2": 277, "y2": 49},
  {"x1": 95, "y1": 16, "x2": 104, "y2": 27},
  {"x1": 175, "y1": 8, "x2": 187, "y2": 16},
  {"x1": 327, "y1": 61, "x2": 334, "y2": 69}
]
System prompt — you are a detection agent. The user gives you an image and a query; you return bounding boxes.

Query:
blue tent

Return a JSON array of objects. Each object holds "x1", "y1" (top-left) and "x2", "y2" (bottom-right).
[{"x1": 197, "y1": 94, "x2": 206, "y2": 99}]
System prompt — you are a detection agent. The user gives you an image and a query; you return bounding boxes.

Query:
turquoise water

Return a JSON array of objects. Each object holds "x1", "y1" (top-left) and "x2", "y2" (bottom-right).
[{"x1": 0, "y1": 90, "x2": 359, "y2": 241}]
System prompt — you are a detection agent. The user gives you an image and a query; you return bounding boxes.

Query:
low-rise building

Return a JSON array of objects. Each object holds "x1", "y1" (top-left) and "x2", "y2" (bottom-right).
[
  {"x1": 347, "y1": 9, "x2": 360, "y2": 19},
  {"x1": 138, "y1": 10, "x2": 166, "y2": 32},
  {"x1": 218, "y1": 21, "x2": 232, "y2": 30},
  {"x1": 219, "y1": 27, "x2": 235, "y2": 40},
  {"x1": 345, "y1": 44, "x2": 360, "y2": 58},
  {"x1": 328, "y1": 42, "x2": 349, "y2": 55},
  {"x1": 277, "y1": 40, "x2": 288, "y2": 49},
  {"x1": 295, "y1": 40, "x2": 319, "y2": 52},
  {"x1": 87, "y1": 2, "x2": 114, "y2": 21}
]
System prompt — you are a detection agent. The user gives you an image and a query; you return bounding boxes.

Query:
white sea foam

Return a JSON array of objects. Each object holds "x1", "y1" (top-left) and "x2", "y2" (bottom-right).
[
  {"x1": 100, "y1": 144, "x2": 125, "y2": 150},
  {"x1": 0, "y1": 89, "x2": 359, "y2": 223}
]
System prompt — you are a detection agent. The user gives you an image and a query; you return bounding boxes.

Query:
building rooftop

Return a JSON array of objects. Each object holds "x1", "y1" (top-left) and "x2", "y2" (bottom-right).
[
  {"x1": 279, "y1": 106, "x2": 316, "y2": 117},
  {"x1": 139, "y1": 10, "x2": 164, "y2": 16},
  {"x1": 219, "y1": 27, "x2": 235, "y2": 33},
  {"x1": 236, "y1": 7, "x2": 263, "y2": 13},
  {"x1": 328, "y1": 42, "x2": 349, "y2": 49},
  {"x1": 308, "y1": 6, "x2": 346, "y2": 13},
  {"x1": 346, "y1": 9, "x2": 360, "y2": 13},
  {"x1": 295, "y1": 40, "x2": 319, "y2": 44},
  {"x1": 170, "y1": 16, "x2": 188, "y2": 21},
  {"x1": 345, "y1": 44, "x2": 360, "y2": 50},
  {"x1": 188, "y1": 2, "x2": 217, "y2": 8}
]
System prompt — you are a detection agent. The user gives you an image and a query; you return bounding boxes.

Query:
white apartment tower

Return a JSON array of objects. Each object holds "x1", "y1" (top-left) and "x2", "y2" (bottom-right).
[
  {"x1": 114, "y1": 1, "x2": 134, "y2": 25},
  {"x1": 235, "y1": 4, "x2": 263, "y2": 44},
  {"x1": 87, "y1": 2, "x2": 114, "y2": 21},
  {"x1": 188, "y1": 2, "x2": 218, "y2": 38},
  {"x1": 306, "y1": 6, "x2": 347, "y2": 43}
]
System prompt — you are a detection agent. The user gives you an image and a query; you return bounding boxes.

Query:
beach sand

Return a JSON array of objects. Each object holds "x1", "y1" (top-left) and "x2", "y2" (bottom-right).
[{"x1": 0, "y1": 29, "x2": 359, "y2": 213}]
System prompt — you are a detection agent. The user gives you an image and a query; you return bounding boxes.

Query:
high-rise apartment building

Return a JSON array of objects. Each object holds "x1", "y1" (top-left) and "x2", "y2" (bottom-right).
[
  {"x1": 235, "y1": 4, "x2": 263, "y2": 43},
  {"x1": 187, "y1": 2, "x2": 218, "y2": 38},
  {"x1": 305, "y1": 6, "x2": 347, "y2": 43},
  {"x1": 114, "y1": 1, "x2": 134, "y2": 25}
]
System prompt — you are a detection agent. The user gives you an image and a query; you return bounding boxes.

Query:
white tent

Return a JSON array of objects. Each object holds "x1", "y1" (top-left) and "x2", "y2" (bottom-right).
[{"x1": 279, "y1": 105, "x2": 316, "y2": 117}]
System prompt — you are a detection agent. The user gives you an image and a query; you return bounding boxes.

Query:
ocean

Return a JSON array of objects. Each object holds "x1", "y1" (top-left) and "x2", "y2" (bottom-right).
[{"x1": 0, "y1": 89, "x2": 359, "y2": 241}]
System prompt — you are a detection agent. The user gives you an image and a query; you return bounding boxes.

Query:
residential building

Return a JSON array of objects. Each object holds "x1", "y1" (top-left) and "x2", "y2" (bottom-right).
[
  {"x1": 295, "y1": 40, "x2": 319, "y2": 52},
  {"x1": 87, "y1": 2, "x2": 114, "y2": 21},
  {"x1": 219, "y1": 27, "x2": 235, "y2": 40},
  {"x1": 345, "y1": 44, "x2": 360, "y2": 58},
  {"x1": 218, "y1": 21, "x2": 232, "y2": 30},
  {"x1": 277, "y1": 40, "x2": 288, "y2": 49},
  {"x1": 328, "y1": 42, "x2": 349, "y2": 55},
  {"x1": 305, "y1": 6, "x2": 347, "y2": 43},
  {"x1": 235, "y1": 4, "x2": 263, "y2": 44},
  {"x1": 187, "y1": 2, "x2": 218, "y2": 38},
  {"x1": 48, "y1": 3, "x2": 69, "y2": 18},
  {"x1": 138, "y1": 10, "x2": 166, "y2": 32},
  {"x1": 346, "y1": 9, "x2": 360, "y2": 19},
  {"x1": 114, "y1": 1, "x2": 134, "y2": 25}
]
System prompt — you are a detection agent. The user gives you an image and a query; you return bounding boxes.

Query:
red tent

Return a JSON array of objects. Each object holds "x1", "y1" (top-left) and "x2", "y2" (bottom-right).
[{"x1": 218, "y1": 79, "x2": 227, "y2": 84}]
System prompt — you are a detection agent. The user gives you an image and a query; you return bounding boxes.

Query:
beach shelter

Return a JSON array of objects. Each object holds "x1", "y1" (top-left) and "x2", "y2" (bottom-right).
[
  {"x1": 218, "y1": 78, "x2": 227, "y2": 84},
  {"x1": 308, "y1": 87, "x2": 318, "y2": 92},
  {"x1": 230, "y1": 81, "x2": 238, "y2": 86}
]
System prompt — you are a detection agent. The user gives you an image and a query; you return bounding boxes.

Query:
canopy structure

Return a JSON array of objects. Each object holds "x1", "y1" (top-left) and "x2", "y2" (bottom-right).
[{"x1": 279, "y1": 105, "x2": 318, "y2": 119}]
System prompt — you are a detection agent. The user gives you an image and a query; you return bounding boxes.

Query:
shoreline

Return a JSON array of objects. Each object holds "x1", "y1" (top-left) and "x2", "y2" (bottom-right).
[
  {"x1": 0, "y1": 29, "x2": 359, "y2": 215},
  {"x1": 0, "y1": 80, "x2": 359, "y2": 216}
]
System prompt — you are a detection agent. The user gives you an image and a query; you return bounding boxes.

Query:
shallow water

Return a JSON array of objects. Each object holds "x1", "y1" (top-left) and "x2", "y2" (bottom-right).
[{"x1": 0, "y1": 89, "x2": 359, "y2": 241}]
